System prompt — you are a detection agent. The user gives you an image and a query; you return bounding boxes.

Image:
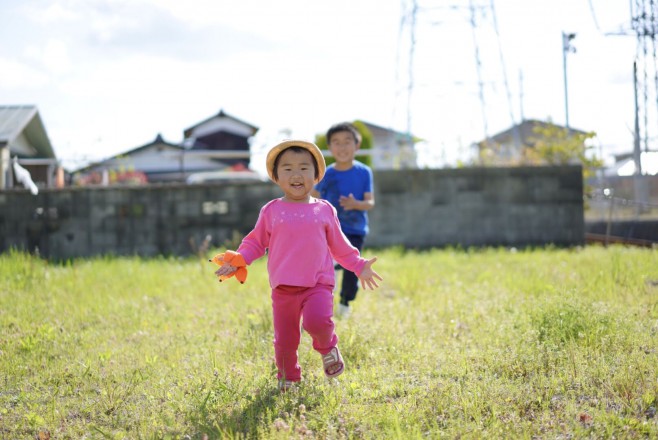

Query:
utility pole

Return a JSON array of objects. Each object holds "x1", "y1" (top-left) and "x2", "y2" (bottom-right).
[
  {"x1": 629, "y1": 0, "x2": 657, "y2": 212},
  {"x1": 561, "y1": 32, "x2": 576, "y2": 129},
  {"x1": 602, "y1": 1, "x2": 656, "y2": 212},
  {"x1": 633, "y1": 60, "x2": 648, "y2": 215}
]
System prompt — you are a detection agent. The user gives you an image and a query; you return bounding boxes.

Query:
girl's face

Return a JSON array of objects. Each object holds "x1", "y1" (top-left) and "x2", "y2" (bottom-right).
[{"x1": 275, "y1": 149, "x2": 317, "y2": 203}]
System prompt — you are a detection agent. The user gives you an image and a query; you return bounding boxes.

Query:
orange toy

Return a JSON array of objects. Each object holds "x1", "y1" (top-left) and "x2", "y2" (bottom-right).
[{"x1": 209, "y1": 250, "x2": 248, "y2": 284}]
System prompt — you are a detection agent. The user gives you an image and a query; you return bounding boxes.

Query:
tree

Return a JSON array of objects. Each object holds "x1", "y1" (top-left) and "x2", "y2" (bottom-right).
[{"x1": 524, "y1": 121, "x2": 603, "y2": 190}]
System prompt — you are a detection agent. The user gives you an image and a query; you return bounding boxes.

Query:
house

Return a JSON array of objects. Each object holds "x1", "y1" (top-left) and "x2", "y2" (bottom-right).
[
  {"x1": 73, "y1": 110, "x2": 260, "y2": 185},
  {"x1": 0, "y1": 105, "x2": 61, "y2": 190},
  {"x1": 360, "y1": 120, "x2": 418, "y2": 170},
  {"x1": 183, "y1": 109, "x2": 258, "y2": 169},
  {"x1": 475, "y1": 119, "x2": 588, "y2": 165},
  {"x1": 605, "y1": 150, "x2": 658, "y2": 177},
  {"x1": 74, "y1": 134, "x2": 186, "y2": 184}
]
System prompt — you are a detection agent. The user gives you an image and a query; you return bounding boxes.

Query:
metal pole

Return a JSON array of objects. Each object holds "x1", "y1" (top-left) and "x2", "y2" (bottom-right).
[
  {"x1": 605, "y1": 188, "x2": 614, "y2": 247},
  {"x1": 562, "y1": 32, "x2": 574, "y2": 129},
  {"x1": 562, "y1": 32, "x2": 569, "y2": 128},
  {"x1": 632, "y1": 60, "x2": 647, "y2": 216}
]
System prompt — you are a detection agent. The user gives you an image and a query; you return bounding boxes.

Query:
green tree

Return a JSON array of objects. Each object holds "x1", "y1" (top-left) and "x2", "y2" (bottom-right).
[
  {"x1": 525, "y1": 121, "x2": 603, "y2": 191},
  {"x1": 314, "y1": 120, "x2": 374, "y2": 167}
]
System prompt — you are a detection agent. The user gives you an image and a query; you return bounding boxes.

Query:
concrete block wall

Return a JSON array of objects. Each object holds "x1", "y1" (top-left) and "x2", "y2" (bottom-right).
[
  {"x1": 0, "y1": 182, "x2": 282, "y2": 259},
  {"x1": 0, "y1": 166, "x2": 584, "y2": 259},
  {"x1": 367, "y1": 166, "x2": 584, "y2": 248}
]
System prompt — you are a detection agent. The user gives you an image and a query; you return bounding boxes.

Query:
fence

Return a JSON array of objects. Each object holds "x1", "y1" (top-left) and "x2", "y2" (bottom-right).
[
  {"x1": 585, "y1": 189, "x2": 658, "y2": 246},
  {"x1": 0, "y1": 166, "x2": 586, "y2": 259}
]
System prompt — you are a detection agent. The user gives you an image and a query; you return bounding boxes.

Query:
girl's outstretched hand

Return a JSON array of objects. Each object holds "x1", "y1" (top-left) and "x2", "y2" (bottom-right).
[{"x1": 359, "y1": 257, "x2": 383, "y2": 290}]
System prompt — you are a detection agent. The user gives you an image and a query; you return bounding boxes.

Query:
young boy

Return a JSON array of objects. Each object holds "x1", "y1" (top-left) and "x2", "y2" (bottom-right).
[{"x1": 312, "y1": 123, "x2": 375, "y2": 318}]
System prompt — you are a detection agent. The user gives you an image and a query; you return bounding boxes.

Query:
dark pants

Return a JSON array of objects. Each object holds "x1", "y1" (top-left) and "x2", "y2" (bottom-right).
[{"x1": 337, "y1": 234, "x2": 365, "y2": 306}]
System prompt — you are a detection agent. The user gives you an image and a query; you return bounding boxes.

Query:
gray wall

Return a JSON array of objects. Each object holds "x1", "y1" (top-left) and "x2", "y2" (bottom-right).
[
  {"x1": 369, "y1": 166, "x2": 584, "y2": 248},
  {"x1": 0, "y1": 166, "x2": 584, "y2": 259}
]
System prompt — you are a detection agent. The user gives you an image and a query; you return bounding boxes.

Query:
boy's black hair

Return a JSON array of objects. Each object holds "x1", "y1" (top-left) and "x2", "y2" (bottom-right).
[
  {"x1": 271, "y1": 146, "x2": 320, "y2": 181},
  {"x1": 326, "y1": 122, "x2": 362, "y2": 145}
]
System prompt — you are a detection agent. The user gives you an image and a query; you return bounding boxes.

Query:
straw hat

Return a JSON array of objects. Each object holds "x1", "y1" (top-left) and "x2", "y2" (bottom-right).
[{"x1": 265, "y1": 139, "x2": 326, "y2": 182}]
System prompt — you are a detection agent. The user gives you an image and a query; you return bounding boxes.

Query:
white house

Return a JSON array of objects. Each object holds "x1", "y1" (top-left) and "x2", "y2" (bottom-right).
[
  {"x1": 74, "y1": 110, "x2": 260, "y2": 185},
  {"x1": 0, "y1": 105, "x2": 60, "y2": 190},
  {"x1": 605, "y1": 151, "x2": 658, "y2": 177},
  {"x1": 183, "y1": 109, "x2": 258, "y2": 168},
  {"x1": 359, "y1": 121, "x2": 418, "y2": 170}
]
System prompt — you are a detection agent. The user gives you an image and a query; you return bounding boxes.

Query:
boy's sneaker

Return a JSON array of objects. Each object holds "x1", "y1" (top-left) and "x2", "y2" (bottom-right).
[{"x1": 337, "y1": 304, "x2": 351, "y2": 318}]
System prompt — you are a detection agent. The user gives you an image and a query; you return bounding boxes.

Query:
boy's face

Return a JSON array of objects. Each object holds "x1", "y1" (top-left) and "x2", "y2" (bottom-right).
[
  {"x1": 275, "y1": 149, "x2": 317, "y2": 202},
  {"x1": 328, "y1": 131, "x2": 360, "y2": 164}
]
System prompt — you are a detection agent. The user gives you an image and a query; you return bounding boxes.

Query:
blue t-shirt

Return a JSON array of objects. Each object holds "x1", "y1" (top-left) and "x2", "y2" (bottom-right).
[{"x1": 314, "y1": 161, "x2": 373, "y2": 236}]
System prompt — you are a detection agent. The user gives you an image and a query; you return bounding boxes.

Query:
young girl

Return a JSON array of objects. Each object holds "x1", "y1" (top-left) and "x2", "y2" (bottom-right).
[{"x1": 214, "y1": 139, "x2": 382, "y2": 391}]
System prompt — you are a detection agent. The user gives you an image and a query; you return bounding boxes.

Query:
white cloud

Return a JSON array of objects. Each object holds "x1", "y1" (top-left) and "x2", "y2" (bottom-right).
[
  {"x1": 0, "y1": 57, "x2": 50, "y2": 89},
  {"x1": 28, "y1": 1, "x2": 79, "y2": 23},
  {"x1": 24, "y1": 39, "x2": 72, "y2": 74}
]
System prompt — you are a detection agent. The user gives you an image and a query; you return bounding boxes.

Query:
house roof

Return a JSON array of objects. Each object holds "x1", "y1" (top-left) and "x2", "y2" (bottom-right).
[
  {"x1": 183, "y1": 109, "x2": 259, "y2": 139},
  {"x1": 361, "y1": 121, "x2": 408, "y2": 137},
  {"x1": 119, "y1": 133, "x2": 183, "y2": 156},
  {"x1": 359, "y1": 120, "x2": 419, "y2": 142},
  {"x1": 360, "y1": 120, "x2": 400, "y2": 134},
  {"x1": 0, "y1": 105, "x2": 55, "y2": 158},
  {"x1": 73, "y1": 134, "x2": 182, "y2": 173},
  {"x1": 478, "y1": 119, "x2": 588, "y2": 147}
]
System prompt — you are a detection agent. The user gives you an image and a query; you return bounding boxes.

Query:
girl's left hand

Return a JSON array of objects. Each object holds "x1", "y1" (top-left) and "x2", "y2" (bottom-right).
[{"x1": 359, "y1": 257, "x2": 383, "y2": 290}]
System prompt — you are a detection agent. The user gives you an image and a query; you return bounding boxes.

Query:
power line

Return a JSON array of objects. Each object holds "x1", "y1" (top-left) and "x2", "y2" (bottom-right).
[
  {"x1": 395, "y1": 0, "x2": 521, "y2": 163},
  {"x1": 489, "y1": 0, "x2": 519, "y2": 148},
  {"x1": 631, "y1": 0, "x2": 658, "y2": 153},
  {"x1": 586, "y1": 0, "x2": 602, "y2": 32},
  {"x1": 407, "y1": 0, "x2": 418, "y2": 144},
  {"x1": 394, "y1": 0, "x2": 410, "y2": 131},
  {"x1": 469, "y1": 0, "x2": 489, "y2": 141}
]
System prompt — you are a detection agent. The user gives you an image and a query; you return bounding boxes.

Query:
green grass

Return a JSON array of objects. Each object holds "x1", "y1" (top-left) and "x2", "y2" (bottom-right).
[{"x1": 1, "y1": 245, "x2": 657, "y2": 439}]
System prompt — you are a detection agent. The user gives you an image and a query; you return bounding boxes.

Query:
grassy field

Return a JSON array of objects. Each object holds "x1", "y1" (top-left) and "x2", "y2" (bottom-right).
[{"x1": 1, "y1": 245, "x2": 657, "y2": 439}]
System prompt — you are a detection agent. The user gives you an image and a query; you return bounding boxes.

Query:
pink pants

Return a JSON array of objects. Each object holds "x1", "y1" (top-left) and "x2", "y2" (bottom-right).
[{"x1": 271, "y1": 284, "x2": 338, "y2": 382}]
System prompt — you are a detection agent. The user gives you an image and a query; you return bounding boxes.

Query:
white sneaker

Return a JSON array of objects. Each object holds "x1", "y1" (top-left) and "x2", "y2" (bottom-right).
[{"x1": 337, "y1": 304, "x2": 351, "y2": 318}]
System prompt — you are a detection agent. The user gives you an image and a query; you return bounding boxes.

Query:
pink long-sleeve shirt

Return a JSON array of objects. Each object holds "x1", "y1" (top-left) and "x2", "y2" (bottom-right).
[{"x1": 237, "y1": 198, "x2": 367, "y2": 289}]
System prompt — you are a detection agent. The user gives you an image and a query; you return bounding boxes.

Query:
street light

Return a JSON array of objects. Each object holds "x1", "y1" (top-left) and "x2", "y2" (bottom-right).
[{"x1": 562, "y1": 32, "x2": 576, "y2": 128}]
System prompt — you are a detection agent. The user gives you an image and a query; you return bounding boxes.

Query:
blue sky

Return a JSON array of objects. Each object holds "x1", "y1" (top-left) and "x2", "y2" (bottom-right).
[{"x1": 0, "y1": 0, "x2": 640, "y2": 172}]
